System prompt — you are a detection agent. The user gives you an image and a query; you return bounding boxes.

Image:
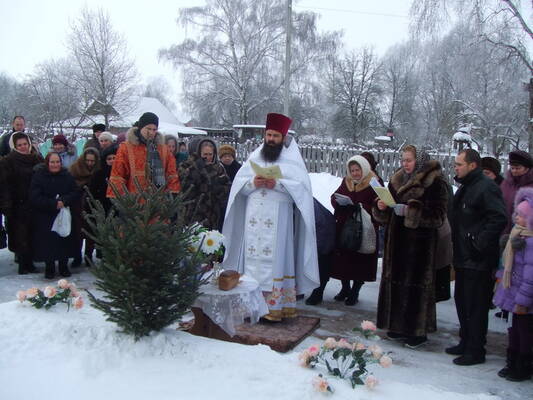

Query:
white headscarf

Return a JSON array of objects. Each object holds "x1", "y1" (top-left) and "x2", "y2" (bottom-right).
[{"x1": 346, "y1": 155, "x2": 371, "y2": 183}]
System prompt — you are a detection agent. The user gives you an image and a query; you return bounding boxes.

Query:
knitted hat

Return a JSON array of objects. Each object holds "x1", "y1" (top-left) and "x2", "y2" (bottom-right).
[
  {"x1": 219, "y1": 144, "x2": 236, "y2": 159},
  {"x1": 52, "y1": 134, "x2": 68, "y2": 147},
  {"x1": 136, "y1": 112, "x2": 159, "y2": 130},
  {"x1": 509, "y1": 150, "x2": 532, "y2": 168},
  {"x1": 265, "y1": 113, "x2": 292, "y2": 136},
  {"x1": 514, "y1": 187, "x2": 533, "y2": 230},
  {"x1": 92, "y1": 123, "x2": 106, "y2": 133},
  {"x1": 98, "y1": 131, "x2": 114, "y2": 142},
  {"x1": 481, "y1": 156, "x2": 501, "y2": 176}
]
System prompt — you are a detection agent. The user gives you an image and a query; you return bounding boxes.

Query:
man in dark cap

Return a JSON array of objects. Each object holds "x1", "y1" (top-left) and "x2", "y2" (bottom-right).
[
  {"x1": 501, "y1": 150, "x2": 533, "y2": 233},
  {"x1": 222, "y1": 113, "x2": 319, "y2": 322},
  {"x1": 481, "y1": 156, "x2": 504, "y2": 185},
  {"x1": 107, "y1": 112, "x2": 180, "y2": 197},
  {"x1": 84, "y1": 123, "x2": 107, "y2": 151}
]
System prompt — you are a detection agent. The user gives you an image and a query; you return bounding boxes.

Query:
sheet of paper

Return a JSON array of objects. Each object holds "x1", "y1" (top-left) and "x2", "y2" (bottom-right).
[
  {"x1": 334, "y1": 193, "x2": 354, "y2": 206},
  {"x1": 371, "y1": 186, "x2": 397, "y2": 207},
  {"x1": 250, "y1": 160, "x2": 283, "y2": 179}
]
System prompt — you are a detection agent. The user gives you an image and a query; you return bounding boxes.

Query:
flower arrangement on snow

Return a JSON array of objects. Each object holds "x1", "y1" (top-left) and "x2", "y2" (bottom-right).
[
  {"x1": 16, "y1": 279, "x2": 83, "y2": 311},
  {"x1": 298, "y1": 322, "x2": 392, "y2": 392},
  {"x1": 188, "y1": 223, "x2": 225, "y2": 260}
]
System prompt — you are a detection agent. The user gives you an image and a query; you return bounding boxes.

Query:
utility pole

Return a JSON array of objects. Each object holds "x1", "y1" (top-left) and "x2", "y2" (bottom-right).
[{"x1": 284, "y1": 0, "x2": 292, "y2": 116}]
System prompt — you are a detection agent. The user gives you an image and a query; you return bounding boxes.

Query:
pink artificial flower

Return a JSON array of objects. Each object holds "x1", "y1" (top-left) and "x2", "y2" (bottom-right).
[
  {"x1": 70, "y1": 289, "x2": 80, "y2": 298},
  {"x1": 57, "y1": 279, "x2": 69, "y2": 289},
  {"x1": 379, "y1": 355, "x2": 393, "y2": 368},
  {"x1": 25, "y1": 288, "x2": 39, "y2": 298},
  {"x1": 354, "y1": 342, "x2": 366, "y2": 351},
  {"x1": 43, "y1": 286, "x2": 57, "y2": 298},
  {"x1": 16, "y1": 291, "x2": 26, "y2": 302},
  {"x1": 323, "y1": 337, "x2": 337, "y2": 350},
  {"x1": 73, "y1": 296, "x2": 84, "y2": 310},
  {"x1": 67, "y1": 282, "x2": 77, "y2": 290},
  {"x1": 368, "y1": 344, "x2": 383, "y2": 359},
  {"x1": 365, "y1": 375, "x2": 378, "y2": 390},
  {"x1": 312, "y1": 375, "x2": 331, "y2": 393},
  {"x1": 298, "y1": 349, "x2": 311, "y2": 367},
  {"x1": 361, "y1": 320, "x2": 377, "y2": 331},
  {"x1": 338, "y1": 338, "x2": 352, "y2": 349},
  {"x1": 308, "y1": 345, "x2": 320, "y2": 357}
]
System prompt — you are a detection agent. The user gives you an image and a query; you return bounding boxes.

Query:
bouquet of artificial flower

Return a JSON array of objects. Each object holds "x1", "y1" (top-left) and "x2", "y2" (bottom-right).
[
  {"x1": 17, "y1": 279, "x2": 83, "y2": 311},
  {"x1": 188, "y1": 223, "x2": 225, "y2": 260}
]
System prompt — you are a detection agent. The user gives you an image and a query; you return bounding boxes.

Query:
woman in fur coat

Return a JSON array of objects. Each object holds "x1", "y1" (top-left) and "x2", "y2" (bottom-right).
[{"x1": 372, "y1": 145, "x2": 449, "y2": 348}]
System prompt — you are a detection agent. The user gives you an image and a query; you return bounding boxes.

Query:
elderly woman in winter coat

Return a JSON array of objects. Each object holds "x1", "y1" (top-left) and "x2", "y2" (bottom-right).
[
  {"x1": 107, "y1": 112, "x2": 180, "y2": 198},
  {"x1": 30, "y1": 152, "x2": 80, "y2": 279},
  {"x1": 0, "y1": 132, "x2": 43, "y2": 274},
  {"x1": 52, "y1": 134, "x2": 77, "y2": 168},
  {"x1": 372, "y1": 145, "x2": 449, "y2": 348},
  {"x1": 493, "y1": 187, "x2": 533, "y2": 382},
  {"x1": 329, "y1": 155, "x2": 379, "y2": 306},
  {"x1": 69, "y1": 147, "x2": 100, "y2": 267},
  {"x1": 179, "y1": 138, "x2": 231, "y2": 230}
]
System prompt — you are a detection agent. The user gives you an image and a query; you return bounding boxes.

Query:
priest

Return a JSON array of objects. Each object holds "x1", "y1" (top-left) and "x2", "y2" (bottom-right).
[{"x1": 221, "y1": 113, "x2": 319, "y2": 321}]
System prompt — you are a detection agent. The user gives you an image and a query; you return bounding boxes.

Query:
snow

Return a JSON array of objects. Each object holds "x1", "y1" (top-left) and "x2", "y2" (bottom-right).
[
  {"x1": 374, "y1": 136, "x2": 393, "y2": 142},
  {"x1": 0, "y1": 172, "x2": 531, "y2": 399},
  {"x1": 453, "y1": 131, "x2": 472, "y2": 142}
]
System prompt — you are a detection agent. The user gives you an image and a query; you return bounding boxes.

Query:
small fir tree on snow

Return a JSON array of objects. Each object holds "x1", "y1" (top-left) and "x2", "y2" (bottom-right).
[{"x1": 83, "y1": 181, "x2": 208, "y2": 340}]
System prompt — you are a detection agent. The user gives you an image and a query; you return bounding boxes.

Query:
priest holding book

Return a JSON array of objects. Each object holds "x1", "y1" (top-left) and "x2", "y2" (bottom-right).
[{"x1": 221, "y1": 113, "x2": 319, "y2": 321}]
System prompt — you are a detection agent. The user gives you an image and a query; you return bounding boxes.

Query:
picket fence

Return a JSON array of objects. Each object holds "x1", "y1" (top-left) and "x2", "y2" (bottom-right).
[{"x1": 221, "y1": 140, "x2": 509, "y2": 184}]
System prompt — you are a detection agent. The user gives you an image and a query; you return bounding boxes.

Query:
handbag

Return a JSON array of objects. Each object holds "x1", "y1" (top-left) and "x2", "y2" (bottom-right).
[
  {"x1": 357, "y1": 207, "x2": 376, "y2": 254},
  {"x1": 339, "y1": 204, "x2": 363, "y2": 252},
  {"x1": 51, "y1": 207, "x2": 72, "y2": 238}
]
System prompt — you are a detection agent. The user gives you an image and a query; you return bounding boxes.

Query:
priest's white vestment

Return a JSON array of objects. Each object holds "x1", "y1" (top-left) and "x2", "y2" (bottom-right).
[{"x1": 221, "y1": 136, "x2": 319, "y2": 320}]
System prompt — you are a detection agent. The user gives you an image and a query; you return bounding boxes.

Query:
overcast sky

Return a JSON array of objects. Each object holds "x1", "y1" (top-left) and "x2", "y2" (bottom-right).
[{"x1": 0, "y1": 0, "x2": 412, "y2": 118}]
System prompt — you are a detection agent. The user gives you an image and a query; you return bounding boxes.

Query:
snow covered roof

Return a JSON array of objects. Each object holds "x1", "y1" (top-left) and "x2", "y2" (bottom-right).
[
  {"x1": 233, "y1": 124, "x2": 296, "y2": 134},
  {"x1": 157, "y1": 122, "x2": 206, "y2": 136},
  {"x1": 452, "y1": 131, "x2": 472, "y2": 142},
  {"x1": 374, "y1": 136, "x2": 392, "y2": 142}
]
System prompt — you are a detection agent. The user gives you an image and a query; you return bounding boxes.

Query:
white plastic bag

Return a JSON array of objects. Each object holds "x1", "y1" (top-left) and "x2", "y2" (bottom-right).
[
  {"x1": 358, "y1": 207, "x2": 376, "y2": 254},
  {"x1": 52, "y1": 207, "x2": 71, "y2": 237}
]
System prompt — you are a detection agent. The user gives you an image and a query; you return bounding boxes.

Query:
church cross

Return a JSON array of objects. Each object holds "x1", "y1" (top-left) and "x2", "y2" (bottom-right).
[
  {"x1": 264, "y1": 219, "x2": 274, "y2": 229},
  {"x1": 263, "y1": 247, "x2": 272, "y2": 256},
  {"x1": 249, "y1": 217, "x2": 257, "y2": 227},
  {"x1": 248, "y1": 245, "x2": 256, "y2": 255},
  {"x1": 260, "y1": 189, "x2": 267, "y2": 197}
]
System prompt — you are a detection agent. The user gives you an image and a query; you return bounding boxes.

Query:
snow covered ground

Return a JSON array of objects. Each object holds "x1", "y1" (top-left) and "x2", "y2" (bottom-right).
[{"x1": 0, "y1": 173, "x2": 531, "y2": 399}]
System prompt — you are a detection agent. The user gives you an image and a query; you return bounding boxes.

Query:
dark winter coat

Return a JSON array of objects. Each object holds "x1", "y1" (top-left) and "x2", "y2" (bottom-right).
[
  {"x1": 0, "y1": 150, "x2": 43, "y2": 254},
  {"x1": 222, "y1": 159, "x2": 242, "y2": 183},
  {"x1": 501, "y1": 168, "x2": 533, "y2": 234},
  {"x1": 314, "y1": 198, "x2": 336, "y2": 256},
  {"x1": 84, "y1": 135, "x2": 101, "y2": 152},
  {"x1": 452, "y1": 168, "x2": 507, "y2": 271},
  {"x1": 372, "y1": 160, "x2": 449, "y2": 337},
  {"x1": 29, "y1": 165, "x2": 80, "y2": 262},
  {"x1": 330, "y1": 174, "x2": 379, "y2": 281},
  {"x1": 179, "y1": 139, "x2": 231, "y2": 230},
  {"x1": 0, "y1": 131, "x2": 15, "y2": 156},
  {"x1": 88, "y1": 165, "x2": 113, "y2": 215}
]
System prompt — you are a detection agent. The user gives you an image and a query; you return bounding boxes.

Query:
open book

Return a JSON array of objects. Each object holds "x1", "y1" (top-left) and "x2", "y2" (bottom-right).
[
  {"x1": 370, "y1": 177, "x2": 396, "y2": 206},
  {"x1": 250, "y1": 160, "x2": 283, "y2": 179}
]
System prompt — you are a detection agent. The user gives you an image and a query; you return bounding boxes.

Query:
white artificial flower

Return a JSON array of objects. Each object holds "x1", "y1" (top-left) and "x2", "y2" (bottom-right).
[{"x1": 201, "y1": 231, "x2": 222, "y2": 255}]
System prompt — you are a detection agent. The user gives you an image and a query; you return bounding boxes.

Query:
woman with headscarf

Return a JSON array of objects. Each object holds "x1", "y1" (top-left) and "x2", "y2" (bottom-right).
[
  {"x1": 372, "y1": 145, "x2": 449, "y2": 348},
  {"x1": 107, "y1": 112, "x2": 180, "y2": 198},
  {"x1": 30, "y1": 152, "x2": 80, "y2": 279},
  {"x1": 68, "y1": 147, "x2": 100, "y2": 267},
  {"x1": 0, "y1": 132, "x2": 43, "y2": 274},
  {"x1": 326, "y1": 155, "x2": 379, "y2": 306}
]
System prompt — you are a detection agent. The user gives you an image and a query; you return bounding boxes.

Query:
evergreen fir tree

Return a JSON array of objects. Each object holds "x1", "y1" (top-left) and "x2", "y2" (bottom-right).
[{"x1": 84, "y1": 181, "x2": 207, "y2": 340}]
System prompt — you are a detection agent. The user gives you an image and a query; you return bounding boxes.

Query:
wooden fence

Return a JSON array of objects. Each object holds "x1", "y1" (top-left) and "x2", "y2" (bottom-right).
[{"x1": 221, "y1": 140, "x2": 509, "y2": 184}]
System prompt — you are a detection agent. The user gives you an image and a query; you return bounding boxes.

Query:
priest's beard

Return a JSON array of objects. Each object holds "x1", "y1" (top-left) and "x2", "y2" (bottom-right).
[{"x1": 261, "y1": 140, "x2": 283, "y2": 162}]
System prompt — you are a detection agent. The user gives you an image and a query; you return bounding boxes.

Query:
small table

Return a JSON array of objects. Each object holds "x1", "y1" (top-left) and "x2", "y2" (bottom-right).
[{"x1": 190, "y1": 274, "x2": 269, "y2": 338}]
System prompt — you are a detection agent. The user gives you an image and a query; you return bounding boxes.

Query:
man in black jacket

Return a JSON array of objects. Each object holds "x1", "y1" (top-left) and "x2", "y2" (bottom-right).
[
  {"x1": 447, "y1": 149, "x2": 507, "y2": 366},
  {"x1": 0, "y1": 116, "x2": 26, "y2": 156}
]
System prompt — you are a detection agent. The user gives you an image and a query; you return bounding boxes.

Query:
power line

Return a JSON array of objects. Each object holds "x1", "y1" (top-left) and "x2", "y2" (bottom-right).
[{"x1": 294, "y1": 5, "x2": 409, "y2": 19}]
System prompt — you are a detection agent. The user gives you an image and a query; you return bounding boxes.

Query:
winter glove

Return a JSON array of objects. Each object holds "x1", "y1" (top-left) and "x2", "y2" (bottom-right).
[
  {"x1": 393, "y1": 203, "x2": 407, "y2": 217},
  {"x1": 511, "y1": 236, "x2": 526, "y2": 251}
]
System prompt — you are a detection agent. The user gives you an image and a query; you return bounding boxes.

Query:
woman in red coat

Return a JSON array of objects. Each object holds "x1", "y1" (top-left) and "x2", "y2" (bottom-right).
[{"x1": 330, "y1": 155, "x2": 379, "y2": 305}]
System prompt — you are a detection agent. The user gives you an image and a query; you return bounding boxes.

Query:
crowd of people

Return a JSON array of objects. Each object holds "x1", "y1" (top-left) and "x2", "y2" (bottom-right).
[{"x1": 0, "y1": 111, "x2": 531, "y2": 382}]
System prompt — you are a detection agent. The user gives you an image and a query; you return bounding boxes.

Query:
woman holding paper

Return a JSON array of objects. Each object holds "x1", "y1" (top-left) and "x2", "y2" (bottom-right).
[
  {"x1": 372, "y1": 145, "x2": 449, "y2": 349},
  {"x1": 329, "y1": 155, "x2": 379, "y2": 306}
]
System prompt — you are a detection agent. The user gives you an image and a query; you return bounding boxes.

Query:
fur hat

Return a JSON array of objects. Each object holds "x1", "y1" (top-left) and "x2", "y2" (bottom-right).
[
  {"x1": 514, "y1": 187, "x2": 533, "y2": 230},
  {"x1": 509, "y1": 150, "x2": 532, "y2": 169},
  {"x1": 135, "y1": 112, "x2": 159, "y2": 130},
  {"x1": 219, "y1": 144, "x2": 236, "y2": 159},
  {"x1": 481, "y1": 156, "x2": 501, "y2": 176},
  {"x1": 52, "y1": 134, "x2": 68, "y2": 147},
  {"x1": 92, "y1": 123, "x2": 106, "y2": 133},
  {"x1": 265, "y1": 113, "x2": 292, "y2": 136}
]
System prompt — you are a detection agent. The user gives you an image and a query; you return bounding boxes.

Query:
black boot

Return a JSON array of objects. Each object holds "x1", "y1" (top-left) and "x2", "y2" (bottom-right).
[
  {"x1": 305, "y1": 288, "x2": 324, "y2": 305},
  {"x1": 345, "y1": 281, "x2": 363, "y2": 306},
  {"x1": 44, "y1": 262, "x2": 55, "y2": 279},
  {"x1": 506, "y1": 354, "x2": 532, "y2": 382},
  {"x1": 58, "y1": 259, "x2": 71, "y2": 277},
  {"x1": 18, "y1": 254, "x2": 37, "y2": 274},
  {"x1": 18, "y1": 263, "x2": 28, "y2": 275},
  {"x1": 334, "y1": 280, "x2": 351, "y2": 301},
  {"x1": 498, "y1": 349, "x2": 518, "y2": 378},
  {"x1": 70, "y1": 256, "x2": 82, "y2": 269}
]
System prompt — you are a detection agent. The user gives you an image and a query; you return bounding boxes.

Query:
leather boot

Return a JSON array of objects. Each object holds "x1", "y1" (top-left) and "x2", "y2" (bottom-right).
[
  {"x1": 305, "y1": 288, "x2": 324, "y2": 305},
  {"x1": 498, "y1": 348, "x2": 518, "y2": 378},
  {"x1": 334, "y1": 280, "x2": 351, "y2": 301},
  {"x1": 506, "y1": 353, "x2": 532, "y2": 382},
  {"x1": 58, "y1": 259, "x2": 71, "y2": 277},
  {"x1": 345, "y1": 281, "x2": 363, "y2": 306},
  {"x1": 45, "y1": 262, "x2": 55, "y2": 279}
]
